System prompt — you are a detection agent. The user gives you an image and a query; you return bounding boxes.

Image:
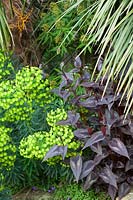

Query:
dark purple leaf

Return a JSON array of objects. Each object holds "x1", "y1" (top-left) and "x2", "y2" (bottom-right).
[
  {"x1": 58, "y1": 72, "x2": 73, "y2": 96},
  {"x1": 118, "y1": 182, "x2": 130, "y2": 200},
  {"x1": 80, "y1": 95, "x2": 120, "y2": 109},
  {"x1": 71, "y1": 94, "x2": 90, "y2": 105},
  {"x1": 98, "y1": 95, "x2": 120, "y2": 107},
  {"x1": 74, "y1": 129, "x2": 89, "y2": 139},
  {"x1": 82, "y1": 71, "x2": 90, "y2": 80},
  {"x1": 80, "y1": 82, "x2": 100, "y2": 89},
  {"x1": 127, "y1": 145, "x2": 133, "y2": 156},
  {"x1": 125, "y1": 158, "x2": 133, "y2": 172},
  {"x1": 94, "y1": 152, "x2": 109, "y2": 166},
  {"x1": 79, "y1": 97, "x2": 97, "y2": 108},
  {"x1": 74, "y1": 56, "x2": 82, "y2": 68},
  {"x1": 127, "y1": 176, "x2": 133, "y2": 185},
  {"x1": 129, "y1": 122, "x2": 133, "y2": 133},
  {"x1": 70, "y1": 155, "x2": 82, "y2": 182},
  {"x1": 99, "y1": 166, "x2": 118, "y2": 188},
  {"x1": 80, "y1": 160, "x2": 95, "y2": 179},
  {"x1": 59, "y1": 79, "x2": 67, "y2": 91},
  {"x1": 104, "y1": 109, "x2": 119, "y2": 129},
  {"x1": 60, "y1": 90, "x2": 71, "y2": 102},
  {"x1": 120, "y1": 127, "x2": 133, "y2": 137},
  {"x1": 73, "y1": 78, "x2": 81, "y2": 91},
  {"x1": 108, "y1": 138, "x2": 129, "y2": 159},
  {"x1": 90, "y1": 143, "x2": 103, "y2": 154},
  {"x1": 70, "y1": 68, "x2": 80, "y2": 73},
  {"x1": 108, "y1": 185, "x2": 117, "y2": 200},
  {"x1": 82, "y1": 131, "x2": 105, "y2": 150},
  {"x1": 113, "y1": 116, "x2": 129, "y2": 127},
  {"x1": 63, "y1": 72, "x2": 74, "y2": 82},
  {"x1": 116, "y1": 172, "x2": 127, "y2": 184},
  {"x1": 89, "y1": 116, "x2": 100, "y2": 125},
  {"x1": 43, "y1": 145, "x2": 67, "y2": 161},
  {"x1": 57, "y1": 111, "x2": 80, "y2": 126},
  {"x1": 83, "y1": 172, "x2": 98, "y2": 190}
]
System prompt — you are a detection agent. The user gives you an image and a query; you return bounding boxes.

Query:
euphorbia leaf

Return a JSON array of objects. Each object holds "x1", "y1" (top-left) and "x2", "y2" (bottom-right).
[
  {"x1": 70, "y1": 155, "x2": 82, "y2": 183},
  {"x1": 108, "y1": 185, "x2": 117, "y2": 200},
  {"x1": 80, "y1": 160, "x2": 95, "y2": 179},
  {"x1": 82, "y1": 131, "x2": 105, "y2": 150},
  {"x1": 108, "y1": 138, "x2": 129, "y2": 159},
  {"x1": 99, "y1": 166, "x2": 118, "y2": 189},
  {"x1": 118, "y1": 182, "x2": 130, "y2": 200},
  {"x1": 43, "y1": 145, "x2": 67, "y2": 161}
]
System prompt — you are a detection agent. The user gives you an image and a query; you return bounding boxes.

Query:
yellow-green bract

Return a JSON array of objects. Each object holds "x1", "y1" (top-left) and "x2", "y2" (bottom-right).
[
  {"x1": 0, "y1": 126, "x2": 16, "y2": 170},
  {"x1": 0, "y1": 66, "x2": 54, "y2": 122}
]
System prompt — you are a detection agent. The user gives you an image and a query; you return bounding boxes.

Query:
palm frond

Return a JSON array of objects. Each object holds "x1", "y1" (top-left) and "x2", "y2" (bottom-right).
[
  {"x1": 60, "y1": 0, "x2": 133, "y2": 116},
  {"x1": 87, "y1": 0, "x2": 133, "y2": 116}
]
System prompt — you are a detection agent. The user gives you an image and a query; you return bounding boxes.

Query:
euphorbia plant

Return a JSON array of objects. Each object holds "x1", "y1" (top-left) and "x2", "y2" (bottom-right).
[{"x1": 44, "y1": 57, "x2": 133, "y2": 200}]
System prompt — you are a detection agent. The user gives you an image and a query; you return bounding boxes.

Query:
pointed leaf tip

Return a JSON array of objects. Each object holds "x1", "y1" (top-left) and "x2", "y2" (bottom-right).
[
  {"x1": 82, "y1": 131, "x2": 105, "y2": 150},
  {"x1": 108, "y1": 138, "x2": 129, "y2": 159},
  {"x1": 70, "y1": 155, "x2": 82, "y2": 183}
]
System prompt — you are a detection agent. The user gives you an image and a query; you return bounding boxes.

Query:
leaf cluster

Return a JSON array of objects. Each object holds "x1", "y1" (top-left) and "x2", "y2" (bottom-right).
[
  {"x1": 46, "y1": 58, "x2": 133, "y2": 200},
  {"x1": 52, "y1": 183, "x2": 110, "y2": 200}
]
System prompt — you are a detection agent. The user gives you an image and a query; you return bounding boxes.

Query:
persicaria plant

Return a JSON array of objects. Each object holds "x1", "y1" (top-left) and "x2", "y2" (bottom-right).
[{"x1": 44, "y1": 57, "x2": 133, "y2": 200}]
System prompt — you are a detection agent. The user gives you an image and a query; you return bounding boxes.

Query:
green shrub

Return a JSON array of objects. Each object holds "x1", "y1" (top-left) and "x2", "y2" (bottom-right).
[
  {"x1": 19, "y1": 108, "x2": 82, "y2": 165},
  {"x1": 0, "y1": 66, "x2": 54, "y2": 122},
  {"x1": 0, "y1": 51, "x2": 59, "y2": 191},
  {"x1": 52, "y1": 183, "x2": 110, "y2": 200},
  {"x1": 0, "y1": 51, "x2": 74, "y2": 192}
]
